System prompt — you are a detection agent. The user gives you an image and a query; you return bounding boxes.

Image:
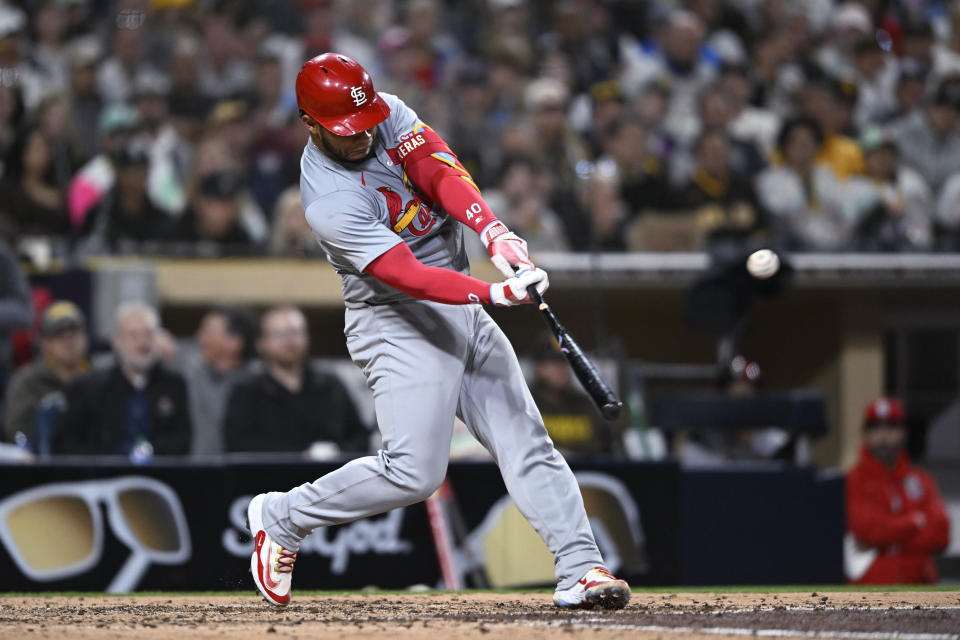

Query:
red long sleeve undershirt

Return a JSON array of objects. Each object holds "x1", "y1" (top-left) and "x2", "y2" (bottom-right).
[
  {"x1": 365, "y1": 242, "x2": 492, "y2": 305},
  {"x1": 402, "y1": 157, "x2": 495, "y2": 236},
  {"x1": 365, "y1": 127, "x2": 520, "y2": 304},
  {"x1": 391, "y1": 126, "x2": 498, "y2": 236},
  {"x1": 364, "y1": 129, "x2": 507, "y2": 305}
]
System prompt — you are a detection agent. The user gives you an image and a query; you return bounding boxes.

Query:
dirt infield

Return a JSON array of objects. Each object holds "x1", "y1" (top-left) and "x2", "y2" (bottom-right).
[{"x1": 1, "y1": 590, "x2": 958, "y2": 639}]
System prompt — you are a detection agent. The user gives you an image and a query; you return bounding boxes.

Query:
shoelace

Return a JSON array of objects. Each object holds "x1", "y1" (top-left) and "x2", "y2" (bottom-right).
[{"x1": 275, "y1": 547, "x2": 298, "y2": 573}]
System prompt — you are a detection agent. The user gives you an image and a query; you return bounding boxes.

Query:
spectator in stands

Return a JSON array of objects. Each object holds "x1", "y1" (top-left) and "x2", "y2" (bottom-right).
[
  {"x1": 206, "y1": 100, "x2": 256, "y2": 169},
  {"x1": 800, "y1": 77, "x2": 864, "y2": 180},
  {"x1": 0, "y1": 84, "x2": 26, "y2": 183},
  {"x1": 196, "y1": 8, "x2": 255, "y2": 103},
  {"x1": 932, "y1": 5, "x2": 960, "y2": 80},
  {"x1": 0, "y1": 237, "x2": 33, "y2": 396},
  {"x1": 582, "y1": 163, "x2": 629, "y2": 252},
  {"x1": 846, "y1": 397, "x2": 950, "y2": 584},
  {"x1": 572, "y1": 80, "x2": 624, "y2": 159},
  {"x1": 665, "y1": 129, "x2": 767, "y2": 250},
  {"x1": 815, "y1": 2, "x2": 874, "y2": 82},
  {"x1": 481, "y1": 156, "x2": 568, "y2": 254},
  {"x1": 888, "y1": 59, "x2": 930, "y2": 125},
  {"x1": 481, "y1": 1, "x2": 534, "y2": 77},
  {"x1": 131, "y1": 69, "x2": 172, "y2": 142},
  {"x1": 66, "y1": 103, "x2": 140, "y2": 233},
  {"x1": 751, "y1": 23, "x2": 806, "y2": 118},
  {"x1": 542, "y1": 1, "x2": 620, "y2": 95},
  {"x1": 29, "y1": 1, "x2": 71, "y2": 97},
  {"x1": 528, "y1": 337, "x2": 620, "y2": 458},
  {"x1": 933, "y1": 168, "x2": 960, "y2": 249},
  {"x1": 167, "y1": 170, "x2": 262, "y2": 255},
  {"x1": 166, "y1": 36, "x2": 211, "y2": 130},
  {"x1": 54, "y1": 302, "x2": 191, "y2": 456},
  {"x1": 96, "y1": 24, "x2": 144, "y2": 105},
  {"x1": 224, "y1": 306, "x2": 367, "y2": 455},
  {"x1": 269, "y1": 186, "x2": 322, "y2": 257},
  {"x1": 891, "y1": 78, "x2": 960, "y2": 194},
  {"x1": 672, "y1": 82, "x2": 765, "y2": 186},
  {"x1": 180, "y1": 133, "x2": 269, "y2": 243},
  {"x1": 182, "y1": 306, "x2": 255, "y2": 456},
  {"x1": 852, "y1": 37, "x2": 899, "y2": 129},
  {"x1": 1, "y1": 121, "x2": 71, "y2": 236},
  {"x1": 596, "y1": 117, "x2": 668, "y2": 219},
  {"x1": 900, "y1": 21, "x2": 935, "y2": 71},
  {"x1": 3, "y1": 301, "x2": 86, "y2": 452},
  {"x1": 620, "y1": 9, "x2": 718, "y2": 144},
  {"x1": 247, "y1": 54, "x2": 300, "y2": 215},
  {"x1": 66, "y1": 40, "x2": 103, "y2": 163},
  {"x1": 756, "y1": 117, "x2": 855, "y2": 250},
  {"x1": 720, "y1": 63, "x2": 780, "y2": 157},
  {"x1": 0, "y1": 4, "x2": 45, "y2": 110},
  {"x1": 82, "y1": 141, "x2": 174, "y2": 252},
  {"x1": 524, "y1": 76, "x2": 591, "y2": 250},
  {"x1": 846, "y1": 126, "x2": 932, "y2": 251},
  {"x1": 444, "y1": 61, "x2": 499, "y2": 189}
]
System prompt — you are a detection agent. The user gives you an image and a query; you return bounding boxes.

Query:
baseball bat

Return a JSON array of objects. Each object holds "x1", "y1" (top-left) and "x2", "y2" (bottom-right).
[{"x1": 524, "y1": 283, "x2": 624, "y2": 421}]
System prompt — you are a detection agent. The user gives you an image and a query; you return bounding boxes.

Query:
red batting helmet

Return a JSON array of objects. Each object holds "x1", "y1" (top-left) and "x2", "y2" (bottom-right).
[{"x1": 296, "y1": 53, "x2": 391, "y2": 136}]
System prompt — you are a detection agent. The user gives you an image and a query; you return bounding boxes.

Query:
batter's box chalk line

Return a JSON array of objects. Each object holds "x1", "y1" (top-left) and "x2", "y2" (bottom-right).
[{"x1": 472, "y1": 615, "x2": 960, "y2": 640}]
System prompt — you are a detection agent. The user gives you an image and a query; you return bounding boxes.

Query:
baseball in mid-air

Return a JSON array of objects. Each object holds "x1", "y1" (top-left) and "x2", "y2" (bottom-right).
[{"x1": 746, "y1": 249, "x2": 780, "y2": 279}]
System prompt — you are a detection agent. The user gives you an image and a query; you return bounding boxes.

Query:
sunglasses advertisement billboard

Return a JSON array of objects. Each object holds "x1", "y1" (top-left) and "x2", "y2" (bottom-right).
[{"x1": 0, "y1": 462, "x2": 842, "y2": 592}]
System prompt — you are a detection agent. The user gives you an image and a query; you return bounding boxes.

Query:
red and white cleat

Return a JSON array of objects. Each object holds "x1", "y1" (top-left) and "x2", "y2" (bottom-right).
[
  {"x1": 553, "y1": 566, "x2": 631, "y2": 610},
  {"x1": 246, "y1": 493, "x2": 297, "y2": 607}
]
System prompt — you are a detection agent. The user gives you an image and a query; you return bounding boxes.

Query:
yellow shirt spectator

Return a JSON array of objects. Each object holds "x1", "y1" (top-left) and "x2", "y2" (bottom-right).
[{"x1": 817, "y1": 134, "x2": 865, "y2": 180}]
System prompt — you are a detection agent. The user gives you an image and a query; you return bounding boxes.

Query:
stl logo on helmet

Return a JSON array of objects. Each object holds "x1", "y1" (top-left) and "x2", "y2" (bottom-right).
[
  {"x1": 377, "y1": 187, "x2": 436, "y2": 236},
  {"x1": 350, "y1": 86, "x2": 367, "y2": 107}
]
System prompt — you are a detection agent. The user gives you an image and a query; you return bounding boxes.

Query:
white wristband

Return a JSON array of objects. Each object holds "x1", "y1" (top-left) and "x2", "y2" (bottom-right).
[{"x1": 479, "y1": 220, "x2": 508, "y2": 248}]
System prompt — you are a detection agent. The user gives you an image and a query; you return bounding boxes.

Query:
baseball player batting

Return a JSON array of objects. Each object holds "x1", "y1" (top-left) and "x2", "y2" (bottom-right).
[{"x1": 245, "y1": 53, "x2": 631, "y2": 610}]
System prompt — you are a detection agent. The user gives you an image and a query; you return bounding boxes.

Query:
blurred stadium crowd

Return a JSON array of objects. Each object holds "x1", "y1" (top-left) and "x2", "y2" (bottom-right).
[
  {"x1": 2, "y1": 290, "x2": 649, "y2": 461},
  {"x1": 0, "y1": 0, "x2": 958, "y2": 456},
  {"x1": 2, "y1": 0, "x2": 960, "y2": 259},
  {"x1": 2, "y1": 298, "x2": 634, "y2": 461}
]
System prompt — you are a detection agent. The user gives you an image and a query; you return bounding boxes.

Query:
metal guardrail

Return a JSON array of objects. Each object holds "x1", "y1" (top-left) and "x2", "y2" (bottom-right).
[{"x1": 534, "y1": 251, "x2": 960, "y2": 288}]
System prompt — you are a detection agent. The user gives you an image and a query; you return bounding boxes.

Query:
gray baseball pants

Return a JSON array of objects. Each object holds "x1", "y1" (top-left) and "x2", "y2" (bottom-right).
[{"x1": 260, "y1": 300, "x2": 603, "y2": 588}]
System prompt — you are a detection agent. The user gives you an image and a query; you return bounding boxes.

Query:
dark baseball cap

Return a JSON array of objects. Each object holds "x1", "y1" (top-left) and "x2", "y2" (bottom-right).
[
  {"x1": 198, "y1": 171, "x2": 244, "y2": 199},
  {"x1": 41, "y1": 301, "x2": 85, "y2": 337},
  {"x1": 933, "y1": 79, "x2": 960, "y2": 109},
  {"x1": 897, "y1": 57, "x2": 929, "y2": 83}
]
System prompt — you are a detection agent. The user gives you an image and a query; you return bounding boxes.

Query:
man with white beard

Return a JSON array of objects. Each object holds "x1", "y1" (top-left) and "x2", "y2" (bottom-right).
[{"x1": 54, "y1": 302, "x2": 191, "y2": 456}]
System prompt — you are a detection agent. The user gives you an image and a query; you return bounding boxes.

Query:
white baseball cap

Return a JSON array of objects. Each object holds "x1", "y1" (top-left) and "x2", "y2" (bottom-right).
[
  {"x1": 831, "y1": 2, "x2": 872, "y2": 34},
  {"x1": 0, "y1": 5, "x2": 26, "y2": 40}
]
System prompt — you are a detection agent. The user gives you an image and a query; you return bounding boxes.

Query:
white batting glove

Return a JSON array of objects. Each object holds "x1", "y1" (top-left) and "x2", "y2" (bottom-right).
[
  {"x1": 480, "y1": 221, "x2": 534, "y2": 279},
  {"x1": 490, "y1": 267, "x2": 550, "y2": 306}
]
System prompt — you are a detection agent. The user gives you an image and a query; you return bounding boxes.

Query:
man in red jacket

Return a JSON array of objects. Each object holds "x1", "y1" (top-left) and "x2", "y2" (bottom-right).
[{"x1": 846, "y1": 397, "x2": 950, "y2": 584}]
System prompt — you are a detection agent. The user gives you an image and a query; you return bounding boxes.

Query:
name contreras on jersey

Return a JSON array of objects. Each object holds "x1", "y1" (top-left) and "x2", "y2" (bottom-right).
[{"x1": 393, "y1": 134, "x2": 426, "y2": 162}]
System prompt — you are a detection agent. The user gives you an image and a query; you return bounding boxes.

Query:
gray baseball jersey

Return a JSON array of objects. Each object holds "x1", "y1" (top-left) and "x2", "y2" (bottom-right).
[
  {"x1": 259, "y1": 93, "x2": 606, "y2": 590},
  {"x1": 300, "y1": 92, "x2": 468, "y2": 308}
]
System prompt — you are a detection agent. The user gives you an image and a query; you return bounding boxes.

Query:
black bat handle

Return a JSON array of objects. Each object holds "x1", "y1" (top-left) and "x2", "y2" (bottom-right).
[
  {"x1": 526, "y1": 284, "x2": 545, "y2": 305},
  {"x1": 524, "y1": 282, "x2": 623, "y2": 421}
]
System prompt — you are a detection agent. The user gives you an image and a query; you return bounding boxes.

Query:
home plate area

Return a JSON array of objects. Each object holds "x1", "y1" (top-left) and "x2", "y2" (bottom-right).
[{"x1": 1, "y1": 591, "x2": 958, "y2": 639}]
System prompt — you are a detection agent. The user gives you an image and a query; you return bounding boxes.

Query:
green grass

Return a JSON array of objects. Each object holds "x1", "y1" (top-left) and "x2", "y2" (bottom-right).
[{"x1": 1, "y1": 585, "x2": 958, "y2": 598}]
